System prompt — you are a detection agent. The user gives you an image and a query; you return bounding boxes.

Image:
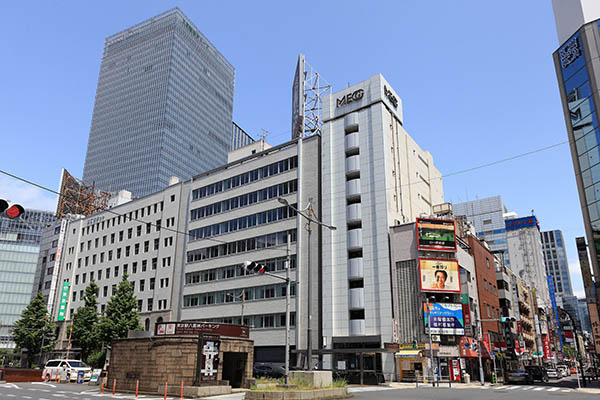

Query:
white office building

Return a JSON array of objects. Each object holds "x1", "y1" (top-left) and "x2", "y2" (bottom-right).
[{"x1": 320, "y1": 74, "x2": 443, "y2": 379}]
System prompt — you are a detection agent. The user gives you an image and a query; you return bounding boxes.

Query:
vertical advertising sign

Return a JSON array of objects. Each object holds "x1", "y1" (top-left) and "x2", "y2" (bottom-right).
[
  {"x1": 57, "y1": 281, "x2": 70, "y2": 321},
  {"x1": 542, "y1": 335, "x2": 550, "y2": 359},
  {"x1": 291, "y1": 54, "x2": 305, "y2": 139},
  {"x1": 196, "y1": 334, "x2": 221, "y2": 383}
]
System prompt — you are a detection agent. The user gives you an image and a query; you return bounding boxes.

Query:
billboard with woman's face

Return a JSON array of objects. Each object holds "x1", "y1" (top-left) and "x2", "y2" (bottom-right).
[{"x1": 419, "y1": 259, "x2": 461, "y2": 293}]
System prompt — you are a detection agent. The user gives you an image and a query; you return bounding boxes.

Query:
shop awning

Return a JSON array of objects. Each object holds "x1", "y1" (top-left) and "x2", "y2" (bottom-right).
[{"x1": 395, "y1": 350, "x2": 422, "y2": 358}]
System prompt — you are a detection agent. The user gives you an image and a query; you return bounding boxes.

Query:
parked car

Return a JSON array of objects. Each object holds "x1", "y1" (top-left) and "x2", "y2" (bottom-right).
[
  {"x1": 525, "y1": 366, "x2": 549, "y2": 383},
  {"x1": 583, "y1": 367, "x2": 596, "y2": 379},
  {"x1": 557, "y1": 365, "x2": 570, "y2": 377},
  {"x1": 43, "y1": 360, "x2": 92, "y2": 382},
  {"x1": 570, "y1": 366, "x2": 578, "y2": 374},
  {"x1": 546, "y1": 368, "x2": 559, "y2": 379},
  {"x1": 506, "y1": 369, "x2": 533, "y2": 384},
  {"x1": 253, "y1": 364, "x2": 284, "y2": 378}
]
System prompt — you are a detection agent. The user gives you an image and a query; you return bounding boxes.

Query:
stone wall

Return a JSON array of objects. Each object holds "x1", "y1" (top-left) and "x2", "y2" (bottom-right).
[{"x1": 108, "y1": 336, "x2": 253, "y2": 392}]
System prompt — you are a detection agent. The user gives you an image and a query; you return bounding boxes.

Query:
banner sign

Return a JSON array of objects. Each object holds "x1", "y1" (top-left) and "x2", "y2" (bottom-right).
[
  {"x1": 416, "y1": 218, "x2": 457, "y2": 251},
  {"x1": 57, "y1": 281, "x2": 70, "y2": 321},
  {"x1": 419, "y1": 259, "x2": 461, "y2": 293},
  {"x1": 196, "y1": 334, "x2": 220, "y2": 383},
  {"x1": 424, "y1": 303, "x2": 465, "y2": 335},
  {"x1": 156, "y1": 322, "x2": 249, "y2": 338}
]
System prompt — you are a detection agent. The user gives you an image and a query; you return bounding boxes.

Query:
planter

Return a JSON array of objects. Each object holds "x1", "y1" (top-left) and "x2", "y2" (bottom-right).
[{"x1": 246, "y1": 387, "x2": 348, "y2": 400}]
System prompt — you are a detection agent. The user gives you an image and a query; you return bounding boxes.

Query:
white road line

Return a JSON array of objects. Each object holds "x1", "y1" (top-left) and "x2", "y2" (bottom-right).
[
  {"x1": 506, "y1": 385, "x2": 520, "y2": 390},
  {"x1": 5, "y1": 394, "x2": 16, "y2": 398},
  {"x1": 548, "y1": 387, "x2": 560, "y2": 391},
  {"x1": 22, "y1": 397, "x2": 32, "y2": 399},
  {"x1": 533, "y1": 387, "x2": 545, "y2": 391},
  {"x1": 562, "y1": 389, "x2": 572, "y2": 392},
  {"x1": 32, "y1": 382, "x2": 57, "y2": 388},
  {"x1": 521, "y1": 386, "x2": 533, "y2": 390}
]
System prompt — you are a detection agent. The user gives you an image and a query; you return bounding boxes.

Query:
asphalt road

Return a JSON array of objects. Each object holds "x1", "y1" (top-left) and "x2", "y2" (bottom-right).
[{"x1": 1, "y1": 377, "x2": 599, "y2": 400}]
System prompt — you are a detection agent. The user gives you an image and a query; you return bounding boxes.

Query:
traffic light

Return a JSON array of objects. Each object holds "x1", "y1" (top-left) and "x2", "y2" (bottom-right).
[
  {"x1": 0, "y1": 199, "x2": 24, "y2": 219},
  {"x1": 243, "y1": 261, "x2": 265, "y2": 275},
  {"x1": 501, "y1": 317, "x2": 517, "y2": 323}
]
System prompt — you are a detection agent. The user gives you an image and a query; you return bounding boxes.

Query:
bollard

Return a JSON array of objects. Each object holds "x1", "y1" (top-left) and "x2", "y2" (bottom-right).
[
  {"x1": 180, "y1": 380, "x2": 184, "y2": 400},
  {"x1": 112, "y1": 378, "x2": 116, "y2": 396},
  {"x1": 164, "y1": 381, "x2": 168, "y2": 400},
  {"x1": 136, "y1": 379, "x2": 139, "y2": 398},
  {"x1": 100, "y1": 377, "x2": 104, "y2": 394},
  {"x1": 58, "y1": 374, "x2": 61, "y2": 384}
]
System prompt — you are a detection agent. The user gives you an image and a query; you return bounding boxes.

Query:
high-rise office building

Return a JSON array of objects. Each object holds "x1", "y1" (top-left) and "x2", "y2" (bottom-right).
[
  {"x1": 540, "y1": 230, "x2": 573, "y2": 305},
  {"x1": 552, "y1": 0, "x2": 600, "y2": 353},
  {"x1": 453, "y1": 196, "x2": 511, "y2": 265},
  {"x1": 505, "y1": 216, "x2": 550, "y2": 309},
  {"x1": 82, "y1": 8, "x2": 235, "y2": 197},
  {"x1": 0, "y1": 210, "x2": 56, "y2": 349},
  {"x1": 320, "y1": 74, "x2": 443, "y2": 380}
]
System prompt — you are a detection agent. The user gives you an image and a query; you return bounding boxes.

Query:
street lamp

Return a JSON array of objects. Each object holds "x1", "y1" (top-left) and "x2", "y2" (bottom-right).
[
  {"x1": 277, "y1": 197, "x2": 336, "y2": 371},
  {"x1": 225, "y1": 289, "x2": 245, "y2": 325}
]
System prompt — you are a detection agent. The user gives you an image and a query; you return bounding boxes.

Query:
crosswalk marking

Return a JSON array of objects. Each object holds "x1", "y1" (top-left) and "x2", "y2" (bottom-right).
[
  {"x1": 548, "y1": 387, "x2": 560, "y2": 391},
  {"x1": 521, "y1": 386, "x2": 533, "y2": 390},
  {"x1": 533, "y1": 387, "x2": 545, "y2": 391}
]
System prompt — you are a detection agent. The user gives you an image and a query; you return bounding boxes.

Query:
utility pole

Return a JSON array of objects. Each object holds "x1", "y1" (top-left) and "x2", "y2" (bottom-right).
[{"x1": 426, "y1": 297, "x2": 436, "y2": 387}]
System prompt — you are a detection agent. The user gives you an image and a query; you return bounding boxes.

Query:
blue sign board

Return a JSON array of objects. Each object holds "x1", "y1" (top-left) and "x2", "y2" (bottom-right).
[
  {"x1": 505, "y1": 216, "x2": 538, "y2": 231},
  {"x1": 424, "y1": 303, "x2": 464, "y2": 335}
]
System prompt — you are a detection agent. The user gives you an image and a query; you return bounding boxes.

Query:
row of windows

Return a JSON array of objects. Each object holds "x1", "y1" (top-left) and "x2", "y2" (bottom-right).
[
  {"x1": 186, "y1": 229, "x2": 296, "y2": 263},
  {"x1": 185, "y1": 255, "x2": 296, "y2": 285},
  {"x1": 79, "y1": 219, "x2": 174, "y2": 254},
  {"x1": 190, "y1": 180, "x2": 298, "y2": 221},
  {"x1": 80, "y1": 200, "x2": 167, "y2": 237},
  {"x1": 183, "y1": 282, "x2": 296, "y2": 308},
  {"x1": 192, "y1": 156, "x2": 298, "y2": 200},
  {"x1": 74, "y1": 256, "x2": 172, "y2": 285},
  {"x1": 202, "y1": 312, "x2": 296, "y2": 329},
  {"x1": 77, "y1": 238, "x2": 173, "y2": 268},
  {"x1": 189, "y1": 204, "x2": 297, "y2": 241}
]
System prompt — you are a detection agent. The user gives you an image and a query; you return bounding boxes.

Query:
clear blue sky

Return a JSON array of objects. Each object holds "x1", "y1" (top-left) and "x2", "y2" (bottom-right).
[{"x1": 0, "y1": 2, "x2": 587, "y2": 295}]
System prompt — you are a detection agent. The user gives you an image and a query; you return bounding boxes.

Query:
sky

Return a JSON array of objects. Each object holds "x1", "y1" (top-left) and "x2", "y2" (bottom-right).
[{"x1": 0, "y1": 1, "x2": 589, "y2": 296}]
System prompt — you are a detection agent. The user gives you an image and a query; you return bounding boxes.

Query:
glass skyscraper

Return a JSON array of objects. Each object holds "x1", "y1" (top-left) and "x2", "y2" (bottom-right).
[
  {"x1": 0, "y1": 210, "x2": 56, "y2": 349},
  {"x1": 541, "y1": 230, "x2": 573, "y2": 304},
  {"x1": 552, "y1": 0, "x2": 600, "y2": 289},
  {"x1": 82, "y1": 8, "x2": 235, "y2": 197}
]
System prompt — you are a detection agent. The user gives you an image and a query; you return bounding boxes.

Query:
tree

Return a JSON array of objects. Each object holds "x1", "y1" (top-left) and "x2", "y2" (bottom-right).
[
  {"x1": 71, "y1": 281, "x2": 100, "y2": 362},
  {"x1": 563, "y1": 345, "x2": 578, "y2": 360},
  {"x1": 97, "y1": 273, "x2": 142, "y2": 345},
  {"x1": 13, "y1": 292, "x2": 56, "y2": 367}
]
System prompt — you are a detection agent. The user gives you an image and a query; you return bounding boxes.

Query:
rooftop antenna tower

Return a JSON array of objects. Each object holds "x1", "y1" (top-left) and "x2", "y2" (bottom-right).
[{"x1": 291, "y1": 54, "x2": 331, "y2": 139}]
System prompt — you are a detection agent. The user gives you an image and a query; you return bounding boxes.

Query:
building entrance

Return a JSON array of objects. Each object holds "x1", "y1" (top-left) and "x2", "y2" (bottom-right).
[{"x1": 221, "y1": 352, "x2": 247, "y2": 388}]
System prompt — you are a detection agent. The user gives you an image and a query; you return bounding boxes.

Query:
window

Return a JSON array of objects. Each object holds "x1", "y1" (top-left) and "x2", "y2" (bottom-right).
[
  {"x1": 106, "y1": 268, "x2": 110, "y2": 279},
  {"x1": 483, "y1": 219, "x2": 492, "y2": 225},
  {"x1": 132, "y1": 262, "x2": 138, "y2": 274},
  {"x1": 127, "y1": 228, "x2": 132, "y2": 239},
  {"x1": 135, "y1": 243, "x2": 140, "y2": 255},
  {"x1": 154, "y1": 238, "x2": 159, "y2": 250},
  {"x1": 152, "y1": 257, "x2": 158, "y2": 270},
  {"x1": 156, "y1": 220, "x2": 161, "y2": 231},
  {"x1": 150, "y1": 278, "x2": 155, "y2": 290},
  {"x1": 147, "y1": 298, "x2": 153, "y2": 311},
  {"x1": 114, "y1": 266, "x2": 119, "y2": 277},
  {"x1": 103, "y1": 286, "x2": 108, "y2": 297},
  {"x1": 486, "y1": 258, "x2": 490, "y2": 269},
  {"x1": 146, "y1": 223, "x2": 151, "y2": 234},
  {"x1": 139, "y1": 280, "x2": 145, "y2": 292},
  {"x1": 98, "y1": 269, "x2": 102, "y2": 280},
  {"x1": 137, "y1": 225, "x2": 142, "y2": 237},
  {"x1": 486, "y1": 304, "x2": 491, "y2": 318},
  {"x1": 142, "y1": 260, "x2": 147, "y2": 272}
]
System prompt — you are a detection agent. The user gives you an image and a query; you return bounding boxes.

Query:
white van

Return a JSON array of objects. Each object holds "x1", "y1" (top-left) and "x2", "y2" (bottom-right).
[{"x1": 42, "y1": 359, "x2": 92, "y2": 382}]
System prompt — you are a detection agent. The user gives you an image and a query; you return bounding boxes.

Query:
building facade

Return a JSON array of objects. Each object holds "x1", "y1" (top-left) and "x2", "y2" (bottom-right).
[
  {"x1": 82, "y1": 8, "x2": 235, "y2": 197},
  {"x1": 0, "y1": 210, "x2": 56, "y2": 349},
  {"x1": 50, "y1": 183, "x2": 189, "y2": 349},
  {"x1": 453, "y1": 196, "x2": 511, "y2": 266},
  {"x1": 552, "y1": 0, "x2": 600, "y2": 355},
  {"x1": 505, "y1": 216, "x2": 551, "y2": 309},
  {"x1": 181, "y1": 135, "x2": 320, "y2": 366},
  {"x1": 231, "y1": 122, "x2": 255, "y2": 152},
  {"x1": 540, "y1": 230, "x2": 573, "y2": 305},
  {"x1": 320, "y1": 74, "x2": 444, "y2": 380}
]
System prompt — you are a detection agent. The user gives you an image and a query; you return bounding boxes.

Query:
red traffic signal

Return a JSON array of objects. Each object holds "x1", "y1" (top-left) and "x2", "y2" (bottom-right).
[
  {"x1": 243, "y1": 261, "x2": 265, "y2": 275},
  {"x1": 0, "y1": 199, "x2": 25, "y2": 219}
]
